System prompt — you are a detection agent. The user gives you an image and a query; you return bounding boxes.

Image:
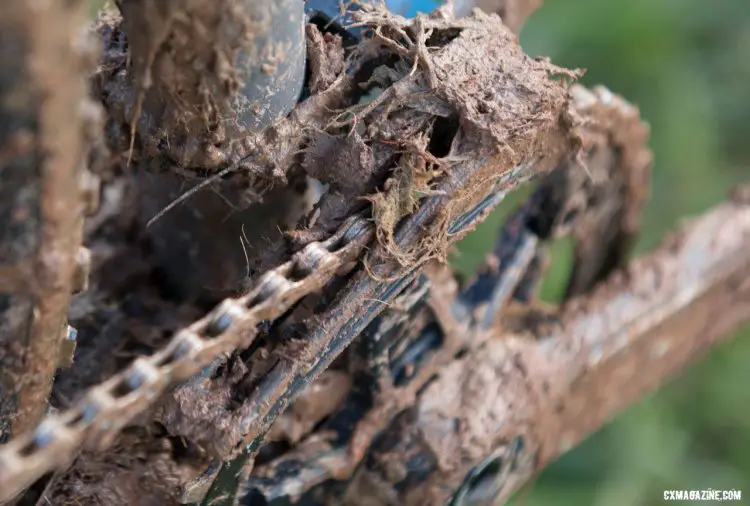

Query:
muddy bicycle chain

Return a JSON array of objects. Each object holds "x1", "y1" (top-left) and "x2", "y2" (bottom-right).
[
  {"x1": 0, "y1": 176, "x2": 522, "y2": 504},
  {"x1": 232, "y1": 195, "x2": 554, "y2": 505},
  {"x1": 0, "y1": 0, "x2": 105, "y2": 457},
  {"x1": 0, "y1": 211, "x2": 374, "y2": 499},
  {"x1": 0, "y1": 84, "x2": 647, "y2": 504},
  {"x1": 227, "y1": 84, "x2": 651, "y2": 506},
  {"x1": 0, "y1": 152, "x2": 535, "y2": 502}
]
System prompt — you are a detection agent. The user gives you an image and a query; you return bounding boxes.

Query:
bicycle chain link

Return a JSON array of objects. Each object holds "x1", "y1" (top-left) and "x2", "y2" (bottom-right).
[
  {"x1": 0, "y1": 0, "x2": 103, "y2": 467},
  {"x1": 0, "y1": 215, "x2": 373, "y2": 501},
  {"x1": 0, "y1": 81, "x2": 646, "y2": 505},
  {"x1": 234, "y1": 83, "x2": 653, "y2": 505}
]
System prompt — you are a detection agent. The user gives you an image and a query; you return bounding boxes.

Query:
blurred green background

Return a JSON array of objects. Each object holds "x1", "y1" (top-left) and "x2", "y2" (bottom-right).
[{"x1": 456, "y1": 1, "x2": 750, "y2": 504}]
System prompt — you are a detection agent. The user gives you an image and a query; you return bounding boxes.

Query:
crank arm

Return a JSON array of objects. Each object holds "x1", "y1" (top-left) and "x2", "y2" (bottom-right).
[
  {"x1": 0, "y1": 7, "x2": 577, "y2": 501},
  {"x1": 226, "y1": 84, "x2": 655, "y2": 505},
  {"x1": 352, "y1": 189, "x2": 750, "y2": 506},
  {"x1": 224, "y1": 157, "x2": 598, "y2": 505},
  {"x1": 201, "y1": 162, "x2": 539, "y2": 503}
]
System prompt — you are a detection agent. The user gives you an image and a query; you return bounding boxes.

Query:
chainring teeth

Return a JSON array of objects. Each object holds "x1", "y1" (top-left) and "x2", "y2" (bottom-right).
[{"x1": 0, "y1": 24, "x2": 653, "y2": 502}]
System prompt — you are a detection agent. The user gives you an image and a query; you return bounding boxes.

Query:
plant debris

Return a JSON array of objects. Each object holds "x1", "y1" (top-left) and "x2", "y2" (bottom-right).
[
  {"x1": 294, "y1": 4, "x2": 581, "y2": 269},
  {"x1": 9, "y1": 3, "x2": 586, "y2": 504}
]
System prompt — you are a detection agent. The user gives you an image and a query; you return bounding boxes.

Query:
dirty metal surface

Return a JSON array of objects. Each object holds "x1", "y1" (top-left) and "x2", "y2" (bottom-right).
[
  {"x1": 0, "y1": 77, "x2": 648, "y2": 503},
  {"x1": 0, "y1": 215, "x2": 372, "y2": 502},
  {"x1": 371, "y1": 190, "x2": 750, "y2": 506},
  {"x1": 3, "y1": 5, "x2": 586, "y2": 504},
  {"x1": 2, "y1": 4, "x2": 746, "y2": 506},
  {"x1": 229, "y1": 83, "x2": 654, "y2": 505},
  {"x1": 0, "y1": 0, "x2": 101, "y2": 447},
  {"x1": 240, "y1": 189, "x2": 750, "y2": 506}
]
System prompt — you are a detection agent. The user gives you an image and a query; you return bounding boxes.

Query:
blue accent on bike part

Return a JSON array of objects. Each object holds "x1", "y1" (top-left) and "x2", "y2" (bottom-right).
[
  {"x1": 306, "y1": 0, "x2": 444, "y2": 19},
  {"x1": 389, "y1": 0, "x2": 444, "y2": 17},
  {"x1": 305, "y1": 0, "x2": 452, "y2": 39}
]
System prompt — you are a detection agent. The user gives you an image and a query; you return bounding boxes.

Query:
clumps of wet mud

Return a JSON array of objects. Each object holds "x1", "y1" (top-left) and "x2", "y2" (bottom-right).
[
  {"x1": 151, "y1": 2, "x2": 581, "y2": 459},
  {"x1": 562, "y1": 85, "x2": 652, "y2": 296},
  {"x1": 306, "y1": 24, "x2": 347, "y2": 96},
  {"x1": 153, "y1": 353, "x2": 260, "y2": 459},
  {"x1": 289, "y1": 4, "x2": 581, "y2": 269},
  {"x1": 49, "y1": 425, "x2": 206, "y2": 506},
  {"x1": 92, "y1": 6, "x2": 356, "y2": 195},
  {"x1": 96, "y1": 1, "x2": 578, "y2": 208},
  {"x1": 93, "y1": 2, "x2": 580, "y2": 283},
  {"x1": 65, "y1": 4, "x2": 585, "y2": 503}
]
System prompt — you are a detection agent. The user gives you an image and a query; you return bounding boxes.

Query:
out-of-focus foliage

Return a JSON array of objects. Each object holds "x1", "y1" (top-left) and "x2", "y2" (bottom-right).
[{"x1": 456, "y1": 1, "x2": 750, "y2": 504}]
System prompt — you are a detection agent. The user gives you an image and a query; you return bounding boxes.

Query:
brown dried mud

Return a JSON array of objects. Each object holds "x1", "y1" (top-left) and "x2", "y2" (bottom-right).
[
  {"x1": 343, "y1": 194, "x2": 749, "y2": 506},
  {"x1": 94, "y1": 2, "x2": 580, "y2": 298},
  {"x1": 38, "y1": 3, "x2": 585, "y2": 505},
  {"x1": 0, "y1": 0, "x2": 99, "y2": 444},
  {"x1": 152, "y1": 2, "x2": 581, "y2": 466}
]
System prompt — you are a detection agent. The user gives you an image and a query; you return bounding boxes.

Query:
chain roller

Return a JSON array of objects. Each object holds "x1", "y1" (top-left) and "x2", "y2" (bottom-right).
[
  {"x1": 0, "y1": 79, "x2": 647, "y2": 503},
  {"x1": 0, "y1": 216, "x2": 373, "y2": 501}
]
